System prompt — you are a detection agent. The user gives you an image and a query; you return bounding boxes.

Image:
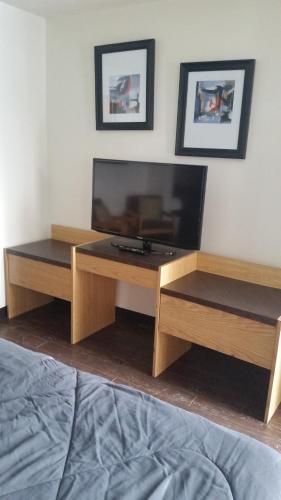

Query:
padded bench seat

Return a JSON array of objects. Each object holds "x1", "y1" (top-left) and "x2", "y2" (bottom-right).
[
  {"x1": 158, "y1": 269, "x2": 281, "y2": 423},
  {"x1": 5, "y1": 239, "x2": 74, "y2": 311},
  {"x1": 162, "y1": 270, "x2": 281, "y2": 326},
  {"x1": 7, "y1": 239, "x2": 72, "y2": 268}
]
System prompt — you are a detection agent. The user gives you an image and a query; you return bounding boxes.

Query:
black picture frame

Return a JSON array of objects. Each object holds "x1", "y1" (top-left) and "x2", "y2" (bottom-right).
[
  {"x1": 94, "y1": 39, "x2": 155, "y2": 130},
  {"x1": 175, "y1": 59, "x2": 255, "y2": 159}
]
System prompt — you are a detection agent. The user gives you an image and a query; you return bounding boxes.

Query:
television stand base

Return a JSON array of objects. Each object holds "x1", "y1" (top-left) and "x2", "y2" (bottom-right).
[{"x1": 111, "y1": 240, "x2": 176, "y2": 257}]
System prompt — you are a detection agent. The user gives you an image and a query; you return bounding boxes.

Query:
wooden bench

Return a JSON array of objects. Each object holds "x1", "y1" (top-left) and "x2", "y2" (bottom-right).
[
  {"x1": 4, "y1": 225, "x2": 110, "y2": 342},
  {"x1": 155, "y1": 252, "x2": 281, "y2": 423}
]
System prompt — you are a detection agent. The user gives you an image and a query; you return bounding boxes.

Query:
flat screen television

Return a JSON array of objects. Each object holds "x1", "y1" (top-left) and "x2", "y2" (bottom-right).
[{"x1": 92, "y1": 158, "x2": 207, "y2": 253}]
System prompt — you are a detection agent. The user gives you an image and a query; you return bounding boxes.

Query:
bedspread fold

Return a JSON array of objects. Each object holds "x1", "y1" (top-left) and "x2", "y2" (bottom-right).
[{"x1": 0, "y1": 339, "x2": 280, "y2": 500}]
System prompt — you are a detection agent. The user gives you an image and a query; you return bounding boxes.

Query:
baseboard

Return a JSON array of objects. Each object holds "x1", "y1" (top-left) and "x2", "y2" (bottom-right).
[
  {"x1": 0, "y1": 306, "x2": 7, "y2": 319},
  {"x1": 0, "y1": 303, "x2": 152, "y2": 322},
  {"x1": 0, "y1": 304, "x2": 150, "y2": 321},
  {"x1": 116, "y1": 306, "x2": 154, "y2": 324}
]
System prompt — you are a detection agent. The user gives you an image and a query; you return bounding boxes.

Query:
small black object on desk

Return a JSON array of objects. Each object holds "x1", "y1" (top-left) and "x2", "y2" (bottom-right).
[{"x1": 111, "y1": 239, "x2": 175, "y2": 256}]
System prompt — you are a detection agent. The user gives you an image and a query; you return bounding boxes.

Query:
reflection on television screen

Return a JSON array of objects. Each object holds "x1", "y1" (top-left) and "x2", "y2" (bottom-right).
[{"x1": 92, "y1": 159, "x2": 207, "y2": 250}]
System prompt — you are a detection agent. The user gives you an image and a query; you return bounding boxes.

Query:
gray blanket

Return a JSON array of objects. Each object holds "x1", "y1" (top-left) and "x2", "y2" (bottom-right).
[{"x1": 0, "y1": 338, "x2": 281, "y2": 500}]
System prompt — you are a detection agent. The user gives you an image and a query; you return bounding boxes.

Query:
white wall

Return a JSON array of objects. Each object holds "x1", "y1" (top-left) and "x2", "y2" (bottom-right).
[
  {"x1": 47, "y1": 0, "x2": 281, "y2": 315},
  {"x1": 0, "y1": 2, "x2": 47, "y2": 307}
]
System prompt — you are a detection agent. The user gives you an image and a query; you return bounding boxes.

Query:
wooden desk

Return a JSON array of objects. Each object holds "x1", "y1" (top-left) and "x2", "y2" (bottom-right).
[{"x1": 72, "y1": 237, "x2": 197, "y2": 377}]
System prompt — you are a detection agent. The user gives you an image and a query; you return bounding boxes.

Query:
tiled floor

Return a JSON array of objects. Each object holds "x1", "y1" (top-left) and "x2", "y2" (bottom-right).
[{"x1": 1, "y1": 300, "x2": 280, "y2": 452}]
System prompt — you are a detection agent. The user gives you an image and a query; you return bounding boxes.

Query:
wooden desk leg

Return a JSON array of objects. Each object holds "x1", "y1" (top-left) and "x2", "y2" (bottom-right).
[
  {"x1": 264, "y1": 319, "x2": 281, "y2": 423},
  {"x1": 4, "y1": 250, "x2": 53, "y2": 319},
  {"x1": 71, "y1": 248, "x2": 116, "y2": 344},
  {"x1": 153, "y1": 273, "x2": 191, "y2": 377}
]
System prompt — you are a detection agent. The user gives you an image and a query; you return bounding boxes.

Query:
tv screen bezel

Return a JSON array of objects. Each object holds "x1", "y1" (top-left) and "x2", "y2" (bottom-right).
[{"x1": 91, "y1": 158, "x2": 207, "y2": 250}]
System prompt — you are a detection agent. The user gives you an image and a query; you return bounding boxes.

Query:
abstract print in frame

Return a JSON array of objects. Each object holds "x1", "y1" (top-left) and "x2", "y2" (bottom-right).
[
  {"x1": 175, "y1": 59, "x2": 255, "y2": 158},
  {"x1": 95, "y1": 39, "x2": 155, "y2": 130}
]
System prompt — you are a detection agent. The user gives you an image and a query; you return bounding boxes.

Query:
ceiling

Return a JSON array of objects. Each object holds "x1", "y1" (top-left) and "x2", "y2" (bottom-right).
[{"x1": 0, "y1": 0, "x2": 144, "y2": 17}]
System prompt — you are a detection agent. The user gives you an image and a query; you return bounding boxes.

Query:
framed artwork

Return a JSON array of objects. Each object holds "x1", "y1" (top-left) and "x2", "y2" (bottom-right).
[
  {"x1": 94, "y1": 39, "x2": 155, "y2": 130},
  {"x1": 175, "y1": 59, "x2": 255, "y2": 159}
]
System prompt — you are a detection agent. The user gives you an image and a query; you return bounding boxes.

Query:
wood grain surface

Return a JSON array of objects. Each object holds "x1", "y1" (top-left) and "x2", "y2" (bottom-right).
[
  {"x1": 265, "y1": 320, "x2": 281, "y2": 423},
  {"x1": 159, "y1": 294, "x2": 275, "y2": 369},
  {"x1": 71, "y1": 248, "x2": 116, "y2": 344},
  {"x1": 7, "y1": 254, "x2": 72, "y2": 301},
  {"x1": 76, "y1": 252, "x2": 158, "y2": 289},
  {"x1": 51, "y1": 224, "x2": 110, "y2": 244},
  {"x1": 198, "y1": 252, "x2": 281, "y2": 289}
]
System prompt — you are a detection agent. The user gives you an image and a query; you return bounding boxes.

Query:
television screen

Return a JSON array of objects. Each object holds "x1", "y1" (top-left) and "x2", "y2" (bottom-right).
[{"x1": 92, "y1": 159, "x2": 207, "y2": 250}]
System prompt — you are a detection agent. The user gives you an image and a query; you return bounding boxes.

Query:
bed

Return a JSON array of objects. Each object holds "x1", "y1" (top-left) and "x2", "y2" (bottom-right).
[{"x1": 1, "y1": 338, "x2": 281, "y2": 500}]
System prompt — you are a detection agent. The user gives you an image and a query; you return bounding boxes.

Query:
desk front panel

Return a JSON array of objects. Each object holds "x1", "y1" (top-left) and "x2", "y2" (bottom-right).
[
  {"x1": 159, "y1": 294, "x2": 275, "y2": 370},
  {"x1": 76, "y1": 253, "x2": 157, "y2": 289},
  {"x1": 8, "y1": 255, "x2": 72, "y2": 301}
]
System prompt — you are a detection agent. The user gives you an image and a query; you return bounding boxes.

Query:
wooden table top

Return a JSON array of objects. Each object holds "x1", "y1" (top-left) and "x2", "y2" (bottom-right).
[
  {"x1": 77, "y1": 237, "x2": 194, "y2": 271},
  {"x1": 162, "y1": 271, "x2": 281, "y2": 326},
  {"x1": 7, "y1": 239, "x2": 72, "y2": 268}
]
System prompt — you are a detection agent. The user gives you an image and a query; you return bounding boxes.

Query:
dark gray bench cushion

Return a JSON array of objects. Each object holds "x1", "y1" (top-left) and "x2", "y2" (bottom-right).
[
  {"x1": 162, "y1": 270, "x2": 281, "y2": 326},
  {"x1": 6, "y1": 239, "x2": 72, "y2": 268}
]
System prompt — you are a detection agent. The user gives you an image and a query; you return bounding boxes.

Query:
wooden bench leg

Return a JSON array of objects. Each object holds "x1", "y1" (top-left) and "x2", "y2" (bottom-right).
[
  {"x1": 4, "y1": 250, "x2": 53, "y2": 319},
  {"x1": 264, "y1": 319, "x2": 281, "y2": 423},
  {"x1": 153, "y1": 331, "x2": 191, "y2": 377},
  {"x1": 71, "y1": 248, "x2": 116, "y2": 344},
  {"x1": 153, "y1": 278, "x2": 191, "y2": 378}
]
